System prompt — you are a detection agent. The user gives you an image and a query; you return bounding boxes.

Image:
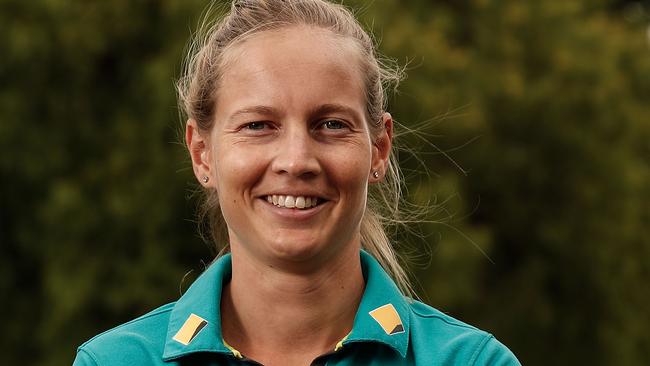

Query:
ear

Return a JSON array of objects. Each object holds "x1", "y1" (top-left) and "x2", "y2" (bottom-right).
[
  {"x1": 370, "y1": 112, "x2": 393, "y2": 183},
  {"x1": 186, "y1": 119, "x2": 214, "y2": 187}
]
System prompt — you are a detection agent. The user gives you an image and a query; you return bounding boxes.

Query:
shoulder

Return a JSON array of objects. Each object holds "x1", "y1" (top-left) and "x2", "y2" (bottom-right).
[
  {"x1": 73, "y1": 302, "x2": 175, "y2": 366},
  {"x1": 407, "y1": 300, "x2": 521, "y2": 366}
]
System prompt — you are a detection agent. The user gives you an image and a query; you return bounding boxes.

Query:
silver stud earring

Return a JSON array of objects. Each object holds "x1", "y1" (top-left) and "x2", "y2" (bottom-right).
[
  {"x1": 372, "y1": 171, "x2": 380, "y2": 179},
  {"x1": 202, "y1": 176, "x2": 209, "y2": 183}
]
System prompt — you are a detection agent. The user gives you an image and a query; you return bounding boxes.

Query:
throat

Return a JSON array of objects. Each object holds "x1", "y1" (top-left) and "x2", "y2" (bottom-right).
[{"x1": 220, "y1": 252, "x2": 365, "y2": 363}]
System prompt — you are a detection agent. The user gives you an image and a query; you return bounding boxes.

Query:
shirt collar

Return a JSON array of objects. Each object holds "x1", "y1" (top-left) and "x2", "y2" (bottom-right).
[
  {"x1": 162, "y1": 250, "x2": 410, "y2": 360},
  {"x1": 344, "y1": 250, "x2": 410, "y2": 358},
  {"x1": 162, "y1": 254, "x2": 233, "y2": 361}
]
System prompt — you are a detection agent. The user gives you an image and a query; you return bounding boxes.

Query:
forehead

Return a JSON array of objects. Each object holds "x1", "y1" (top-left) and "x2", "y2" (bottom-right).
[
  {"x1": 216, "y1": 26, "x2": 365, "y2": 113},
  {"x1": 224, "y1": 25, "x2": 362, "y2": 76}
]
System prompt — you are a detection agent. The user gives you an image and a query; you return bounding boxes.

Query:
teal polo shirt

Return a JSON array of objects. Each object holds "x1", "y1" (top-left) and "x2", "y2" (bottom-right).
[{"x1": 73, "y1": 251, "x2": 520, "y2": 365}]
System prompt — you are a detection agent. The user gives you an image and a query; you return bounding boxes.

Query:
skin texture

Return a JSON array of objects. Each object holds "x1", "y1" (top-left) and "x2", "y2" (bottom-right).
[{"x1": 186, "y1": 25, "x2": 393, "y2": 366}]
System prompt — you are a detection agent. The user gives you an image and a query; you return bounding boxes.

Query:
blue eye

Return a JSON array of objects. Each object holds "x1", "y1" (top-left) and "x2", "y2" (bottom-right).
[
  {"x1": 246, "y1": 121, "x2": 267, "y2": 130},
  {"x1": 323, "y1": 120, "x2": 345, "y2": 129}
]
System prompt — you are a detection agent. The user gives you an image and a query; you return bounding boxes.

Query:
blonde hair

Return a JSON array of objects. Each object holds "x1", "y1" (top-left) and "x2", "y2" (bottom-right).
[{"x1": 177, "y1": 0, "x2": 414, "y2": 296}]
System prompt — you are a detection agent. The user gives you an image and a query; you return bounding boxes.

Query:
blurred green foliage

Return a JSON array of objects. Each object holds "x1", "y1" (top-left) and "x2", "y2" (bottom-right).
[{"x1": 1, "y1": 0, "x2": 648, "y2": 365}]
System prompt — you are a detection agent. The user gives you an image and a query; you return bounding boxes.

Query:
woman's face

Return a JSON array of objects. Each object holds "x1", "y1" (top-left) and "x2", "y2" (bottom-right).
[{"x1": 198, "y1": 26, "x2": 391, "y2": 267}]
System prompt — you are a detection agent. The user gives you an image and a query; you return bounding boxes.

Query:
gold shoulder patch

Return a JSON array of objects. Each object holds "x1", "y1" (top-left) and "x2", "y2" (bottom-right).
[
  {"x1": 173, "y1": 313, "x2": 208, "y2": 345},
  {"x1": 369, "y1": 304, "x2": 404, "y2": 335}
]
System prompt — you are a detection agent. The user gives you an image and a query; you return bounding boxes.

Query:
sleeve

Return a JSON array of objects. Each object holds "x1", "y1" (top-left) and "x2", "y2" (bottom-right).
[
  {"x1": 471, "y1": 335, "x2": 522, "y2": 366},
  {"x1": 72, "y1": 348, "x2": 100, "y2": 366}
]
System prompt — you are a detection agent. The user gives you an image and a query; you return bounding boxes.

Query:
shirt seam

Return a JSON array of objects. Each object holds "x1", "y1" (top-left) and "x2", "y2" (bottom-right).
[
  {"x1": 410, "y1": 306, "x2": 481, "y2": 332},
  {"x1": 81, "y1": 303, "x2": 174, "y2": 348},
  {"x1": 469, "y1": 333, "x2": 494, "y2": 366},
  {"x1": 78, "y1": 347, "x2": 101, "y2": 366},
  {"x1": 162, "y1": 348, "x2": 233, "y2": 360}
]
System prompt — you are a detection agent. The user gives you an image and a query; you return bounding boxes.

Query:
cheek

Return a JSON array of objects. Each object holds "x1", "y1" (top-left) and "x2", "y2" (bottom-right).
[
  {"x1": 326, "y1": 147, "x2": 372, "y2": 196},
  {"x1": 212, "y1": 145, "x2": 265, "y2": 202}
]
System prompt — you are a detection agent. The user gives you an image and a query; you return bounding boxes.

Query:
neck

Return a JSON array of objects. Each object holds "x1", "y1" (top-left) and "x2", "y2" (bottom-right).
[{"x1": 220, "y1": 244, "x2": 365, "y2": 366}]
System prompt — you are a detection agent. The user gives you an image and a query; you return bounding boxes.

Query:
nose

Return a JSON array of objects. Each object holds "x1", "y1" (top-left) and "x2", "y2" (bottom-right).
[{"x1": 270, "y1": 125, "x2": 321, "y2": 178}]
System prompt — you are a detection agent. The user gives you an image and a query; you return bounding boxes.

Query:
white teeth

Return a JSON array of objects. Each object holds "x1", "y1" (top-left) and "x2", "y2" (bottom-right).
[
  {"x1": 296, "y1": 196, "x2": 305, "y2": 208},
  {"x1": 266, "y1": 195, "x2": 321, "y2": 209}
]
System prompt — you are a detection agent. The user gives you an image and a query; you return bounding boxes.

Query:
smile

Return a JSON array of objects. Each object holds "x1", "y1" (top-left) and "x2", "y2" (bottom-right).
[{"x1": 265, "y1": 195, "x2": 322, "y2": 209}]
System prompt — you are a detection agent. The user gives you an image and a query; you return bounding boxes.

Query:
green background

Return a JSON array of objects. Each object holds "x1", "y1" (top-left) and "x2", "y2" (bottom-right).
[{"x1": 1, "y1": 0, "x2": 648, "y2": 365}]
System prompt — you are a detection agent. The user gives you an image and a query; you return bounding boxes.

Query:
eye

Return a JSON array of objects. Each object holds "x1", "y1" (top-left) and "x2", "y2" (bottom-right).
[
  {"x1": 245, "y1": 121, "x2": 268, "y2": 130},
  {"x1": 321, "y1": 119, "x2": 346, "y2": 130}
]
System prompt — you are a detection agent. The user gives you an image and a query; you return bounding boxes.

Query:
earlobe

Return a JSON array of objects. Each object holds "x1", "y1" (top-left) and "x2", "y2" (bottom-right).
[
  {"x1": 370, "y1": 113, "x2": 393, "y2": 183},
  {"x1": 186, "y1": 119, "x2": 213, "y2": 186}
]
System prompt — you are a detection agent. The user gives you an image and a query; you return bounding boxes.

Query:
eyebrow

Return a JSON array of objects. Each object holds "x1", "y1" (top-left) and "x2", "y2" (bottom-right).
[
  {"x1": 228, "y1": 105, "x2": 279, "y2": 121},
  {"x1": 227, "y1": 103, "x2": 362, "y2": 122},
  {"x1": 309, "y1": 103, "x2": 362, "y2": 121}
]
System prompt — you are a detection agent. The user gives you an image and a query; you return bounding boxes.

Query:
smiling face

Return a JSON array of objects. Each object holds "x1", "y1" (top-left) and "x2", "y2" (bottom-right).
[{"x1": 189, "y1": 26, "x2": 391, "y2": 268}]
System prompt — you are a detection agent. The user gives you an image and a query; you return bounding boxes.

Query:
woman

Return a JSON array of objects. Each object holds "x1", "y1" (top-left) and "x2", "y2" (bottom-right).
[{"x1": 73, "y1": 1, "x2": 520, "y2": 365}]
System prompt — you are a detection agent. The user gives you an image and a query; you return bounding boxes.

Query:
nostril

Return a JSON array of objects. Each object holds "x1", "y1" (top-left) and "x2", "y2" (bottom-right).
[{"x1": 270, "y1": 148, "x2": 322, "y2": 177}]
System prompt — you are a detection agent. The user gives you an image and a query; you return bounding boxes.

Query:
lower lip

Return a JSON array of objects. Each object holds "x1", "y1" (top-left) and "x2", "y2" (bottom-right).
[{"x1": 258, "y1": 198, "x2": 327, "y2": 221}]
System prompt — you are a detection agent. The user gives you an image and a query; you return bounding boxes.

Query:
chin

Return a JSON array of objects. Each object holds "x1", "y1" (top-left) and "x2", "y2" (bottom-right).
[{"x1": 266, "y1": 238, "x2": 325, "y2": 263}]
